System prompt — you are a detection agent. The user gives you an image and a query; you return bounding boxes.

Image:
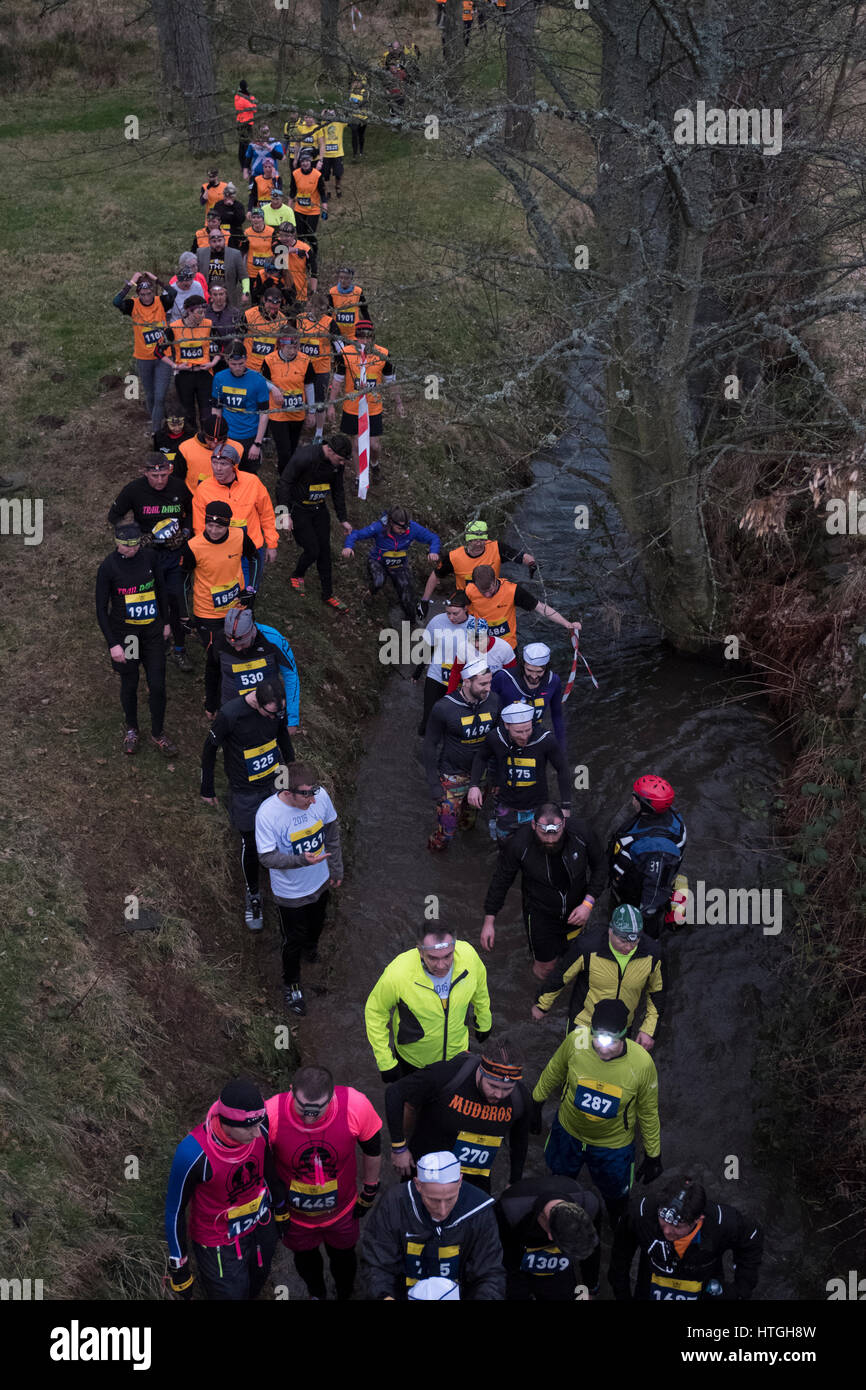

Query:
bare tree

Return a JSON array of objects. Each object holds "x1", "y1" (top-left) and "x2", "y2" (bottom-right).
[
  {"x1": 321, "y1": 0, "x2": 341, "y2": 82},
  {"x1": 505, "y1": 0, "x2": 537, "y2": 151},
  {"x1": 152, "y1": 0, "x2": 224, "y2": 154}
]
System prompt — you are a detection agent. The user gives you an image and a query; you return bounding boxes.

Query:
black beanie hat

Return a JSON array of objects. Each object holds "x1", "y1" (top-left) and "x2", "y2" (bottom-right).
[
  {"x1": 218, "y1": 1077, "x2": 265, "y2": 1125},
  {"x1": 591, "y1": 998, "x2": 629, "y2": 1036}
]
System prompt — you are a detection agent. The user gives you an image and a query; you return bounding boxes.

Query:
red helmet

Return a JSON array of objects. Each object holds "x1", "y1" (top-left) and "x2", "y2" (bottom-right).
[{"x1": 633, "y1": 774, "x2": 675, "y2": 813}]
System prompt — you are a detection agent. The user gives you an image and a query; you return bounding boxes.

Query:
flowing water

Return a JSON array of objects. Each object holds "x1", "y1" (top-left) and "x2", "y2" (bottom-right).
[{"x1": 280, "y1": 365, "x2": 807, "y2": 1299}]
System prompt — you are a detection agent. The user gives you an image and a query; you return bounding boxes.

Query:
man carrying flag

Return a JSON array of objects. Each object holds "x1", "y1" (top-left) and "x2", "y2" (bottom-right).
[{"x1": 330, "y1": 319, "x2": 404, "y2": 490}]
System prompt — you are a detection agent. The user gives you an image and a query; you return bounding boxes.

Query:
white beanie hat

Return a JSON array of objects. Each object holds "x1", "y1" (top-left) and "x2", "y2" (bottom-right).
[
  {"x1": 408, "y1": 1277, "x2": 460, "y2": 1300},
  {"x1": 523, "y1": 642, "x2": 550, "y2": 665},
  {"x1": 461, "y1": 657, "x2": 489, "y2": 680},
  {"x1": 416, "y1": 1151, "x2": 462, "y2": 1183},
  {"x1": 501, "y1": 701, "x2": 535, "y2": 724}
]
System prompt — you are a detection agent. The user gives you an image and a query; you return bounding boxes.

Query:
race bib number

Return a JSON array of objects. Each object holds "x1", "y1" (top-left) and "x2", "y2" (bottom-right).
[
  {"x1": 231, "y1": 657, "x2": 268, "y2": 689},
  {"x1": 142, "y1": 327, "x2": 164, "y2": 345},
  {"x1": 289, "y1": 820, "x2": 324, "y2": 855},
  {"x1": 574, "y1": 1079, "x2": 622, "y2": 1119},
  {"x1": 405, "y1": 1242, "x2": 460, "y2": 1286},
  {"x1": 506, "y1": 756, "x2": 536, "y2": 785},
  {"x1": 282, "y1": 392, "x2": 305, "y2": 410},
  {"x1": 211, "y1": 581, "x2": 240, "y2": 609},
  {"x1": 520, "y1": 1245, "x2": 570, "y2": 1275},
  {"x1": 489, "y1": 619, "x2": 510, "y2": 637},
  {"x1": 124, "y1": 591, "x2": 157, "y2": 624},
  {"x1": 180, "y1": 344, "x2": 202, "y2": 359},
  {"x1": 288, "y1": 1179, "x2": 338, "y2": 1213},
  {"x1": 382, "y1": 549, "x2": 407, "y2": 569},
  {"x1": 459, "y1": 711, "x2": 493, "y2": 744},
  {"x1": 454, "y1": 1131, "x2": 502, "y2": 1176},
  {"x1": 304, "y1": 482, "x2": 330, "y2": 504},
  {"x1": 336, "y1": 310, "x2": 355, "y2": 323},
  {"x1": 300, "y1": 341, "x2": 319, "y2": 356},
  {"x1": 650, "y1": 1274, "x2": 702, "y2": 1301},
  {"x1": 226, "y1": 1188, "x2": 268, "y2": 1240},
  {"x1": 297, "y1": 195, "x2": 312, "y2": 207},
  {"x1": 244, "y1": 739, "x2": 278, "y2": 782},
  {"x1": 325, "y1": 141, "x2": 339, "y2": 154},
  {"x1": 253, "y1": 254, "x2": 270, "y2": 268}
]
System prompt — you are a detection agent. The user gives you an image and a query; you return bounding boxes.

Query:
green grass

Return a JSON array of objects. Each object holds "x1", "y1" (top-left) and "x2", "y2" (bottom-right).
[{"x1": 0, "y1": 31, "x2": 577, "y2": 1295}]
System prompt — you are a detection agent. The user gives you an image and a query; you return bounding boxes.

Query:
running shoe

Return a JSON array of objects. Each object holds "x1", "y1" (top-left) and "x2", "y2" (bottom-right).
[
  {"x1": 150, "y1": 732, "x2": 178, "y2": 757},
  {"x1": 171, "y1": 647, "x2": 194, "y2": 673},
  {"x1": 245, "y1": 892, "x2": 264, "y2": 932},
  {"x1": 123, "y1": 728, "x2": 140, "y2": 756},
  {"x1": 290, "y1": 577, "x2": 306, "y2": 595},
  {"x1": 323, "y1": 596, "x2": 348, "y2": 612},
  {"x1": 284, "y1": 983, "x2": 306, "y2": 1015}
]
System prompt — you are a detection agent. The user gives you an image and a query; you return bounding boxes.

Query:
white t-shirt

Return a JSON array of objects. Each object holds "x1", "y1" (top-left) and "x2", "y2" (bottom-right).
[
  {"x1": 423, "y1": 613, "x2": 470, "y2": 684},
  {"x1": 456, "y1": 633, "x2": 514, "y2": 675},
  {"x1": 255, "y1": 788, "x2": 337, "y2": 900},
  {"x1": 425, "y1": 964, "x2": 454, "y2": 999}
]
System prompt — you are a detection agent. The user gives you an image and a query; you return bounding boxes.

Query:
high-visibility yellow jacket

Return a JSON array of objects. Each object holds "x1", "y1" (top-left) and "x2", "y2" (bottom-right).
[
  {"x1": 533, "y1": 1031, "x2": 660, "y2": 1154},
  {"x1": 364, "y1": 942, "x2": 492, "y2": 1073}
]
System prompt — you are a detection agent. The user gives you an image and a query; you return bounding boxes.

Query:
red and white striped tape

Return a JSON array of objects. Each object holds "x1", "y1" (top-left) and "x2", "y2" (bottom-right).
[{"x1": 562, "y1": 632, "x2": 598, "y2": 700}]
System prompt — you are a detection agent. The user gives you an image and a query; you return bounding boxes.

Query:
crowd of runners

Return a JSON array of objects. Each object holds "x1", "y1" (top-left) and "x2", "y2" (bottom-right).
[{"x1": 96, "y1": 66, "x2": 764, "y2": 1302}]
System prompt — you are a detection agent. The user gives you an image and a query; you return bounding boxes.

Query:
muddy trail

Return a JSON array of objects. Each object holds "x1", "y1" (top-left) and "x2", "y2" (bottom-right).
[{"x1": 272, "y1": 366, "x2": 806, "y2": 1299}]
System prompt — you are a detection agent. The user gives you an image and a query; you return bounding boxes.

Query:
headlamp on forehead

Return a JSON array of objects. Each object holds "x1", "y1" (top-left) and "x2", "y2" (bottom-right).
[
  {"x1": 538, "y1": 821, "x2": 561, "y2": 833},
  {"x1": 591, "y1": 1026, "x2": 627, "y2": 1045},
  {"x1": 658, "y1": 1189, "x2": 690, "y2": 1226}
]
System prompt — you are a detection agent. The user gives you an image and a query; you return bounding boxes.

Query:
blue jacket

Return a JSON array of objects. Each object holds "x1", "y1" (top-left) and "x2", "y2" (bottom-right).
[
  {"x1": 344, "y1": 516, "x2": 441, "y2": 567},
  {"x1": 256, "y1": 623, "x2": 301, "y2": 725}
]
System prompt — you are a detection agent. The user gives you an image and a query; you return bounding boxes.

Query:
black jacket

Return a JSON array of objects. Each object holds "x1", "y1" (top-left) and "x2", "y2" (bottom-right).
[
  {"x1": 483, "y1": 817, "x2": 606, "y2": 920},
  {"x1": 609, "y1": 1191, "x2": 763, "y2": 1300},
  {"x1": 470, "y1": 724, "x2": 571, "y2": 811},
  {"x1": 275, "y1": 443, "x2": 348, "y2": 520},
  {"x1": 496, "y1": 1175, "x2": 600, "y2": 1273},
  {"x1": 360, "y1": 1178, "x2": 505, "y2": 1300}
]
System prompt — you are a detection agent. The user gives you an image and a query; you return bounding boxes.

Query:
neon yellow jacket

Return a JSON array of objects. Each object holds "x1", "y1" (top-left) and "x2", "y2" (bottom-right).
[
  {"x1": 533, "y1": 1031, "x2": 660, "y2": 1154},
  {"x1": 365, "y1": 942, "x2": 492, "y2": 1073}
]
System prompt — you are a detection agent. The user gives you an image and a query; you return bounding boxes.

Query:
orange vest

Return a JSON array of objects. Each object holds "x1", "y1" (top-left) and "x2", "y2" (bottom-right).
[
  {"x1": 193, "y1": 473, "x2": 279, "y2": 550},
  {"x1": 329, "y1": 285, "x2": 364, "y2": 339},
  {"x1": 185, "y1": 531, "x2": 247, "y2": 619},
  {"x1": 448, "y1": 540, "x2": 502, "y2": 591},
  {"x1": 201, "y1": 180, "x2": 227, "y2": 209},
  {"x1": 265, "y1": 351, "x2": 311, "y2": 421},
  {"x1": 194, "y1": 226, "x2": 214, "y2": 248},
  {"x1": 253, "y1": 174, "x2": 278, "y2": 205},
  {"x1": 273, "y1": 239, "x2": 311, "y2": 299},
  {"x1": 292, "y1": 167, "x2": 322, "y2": 214},
  {"x1": 244, "y1": 224, "x2": 275, "y2": 279},
  {"x1": 243, "y1": 304, "x2": 287, "y2": 371},
  {"x1": 234, "y1": 93, "x2": 257, "y2": 126},
  {"x1": 131, "y1": 297, "x2": 169, "y2": 360},
  {"x1": 178, "y1": 434, "x2": 245, "y2": 494},
  {"x1": 336, "y1": 341, "x2": 390, "y2": 417},
  {"x1": 463, "y1": 0, "x2": 474, "y2": 17},
  {"x1": 169, "y1": 318, "x2": 214, "y2": 368},
  {"x1": 465, "y1": 578, "x2": 519, "y2": 648},
  {"x1": 297, "y1": 312, "x2": 333, "y2": 374}
]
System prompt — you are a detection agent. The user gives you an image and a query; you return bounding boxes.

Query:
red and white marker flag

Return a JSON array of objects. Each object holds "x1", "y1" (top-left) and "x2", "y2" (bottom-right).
[
  {"x1": 351, "y1": 5, "x2": 362, "y2": 31},
  {"x1": 357, "y1": 342, "x2": 370, "y2": 499},
  {"x1": 562, "y1": 631, "x2": 598, "y2": 701}
]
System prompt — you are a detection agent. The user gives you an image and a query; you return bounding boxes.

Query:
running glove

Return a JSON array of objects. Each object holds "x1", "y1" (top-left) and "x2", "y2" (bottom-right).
[
  {"x1": 528, "y1": 1098, "x2": 544, "y2": 1135},
  {"x1": 475, "y1": 1027, "x2": 492, "y2": 1043},
  {"x1": 636, "y1": 1154, "x2": 663, "y2": 1184},
  {"x1": 353, "y1": 1182, "x2": 380, "y2": 1218},
  {"x1": 169, "y1": 1267, "x2": 195, "y2": 1300},
  {"x1": 379, "y1": 1064, "x2": 401, "y2": 1083}
]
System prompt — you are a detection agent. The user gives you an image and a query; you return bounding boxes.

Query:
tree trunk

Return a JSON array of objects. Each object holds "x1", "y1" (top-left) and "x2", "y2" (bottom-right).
[
  {"x1": 151, "y1": 0, "x2": 181, "y2": 125},
  {"x1": 273, "y1": 5, "x2": 290, "y2": 107},
  {"x1": 593, "y1": 0, "x2": 722, "y2": 646},
  {"x1": 442, "y1": 0, "x2": 464, "y2": 90},
  {"x1": 153, "y1": 0, "x2": 224, "y2": 156},
  {"x1": 505, "y1": 0, "x2": 536, "y2": 151},
  {"x1": 320, "y1": 0, "x2": 340, "y2": 83}
]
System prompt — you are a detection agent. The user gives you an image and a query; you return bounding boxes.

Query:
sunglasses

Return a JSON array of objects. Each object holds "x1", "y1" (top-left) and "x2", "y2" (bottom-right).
[
  {"x1": 296, "y1": 1097, "x2": 330, "y2": 1117},
  {"x1": 292, "y1": 785, "x2": 320, "y2": 797}
]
